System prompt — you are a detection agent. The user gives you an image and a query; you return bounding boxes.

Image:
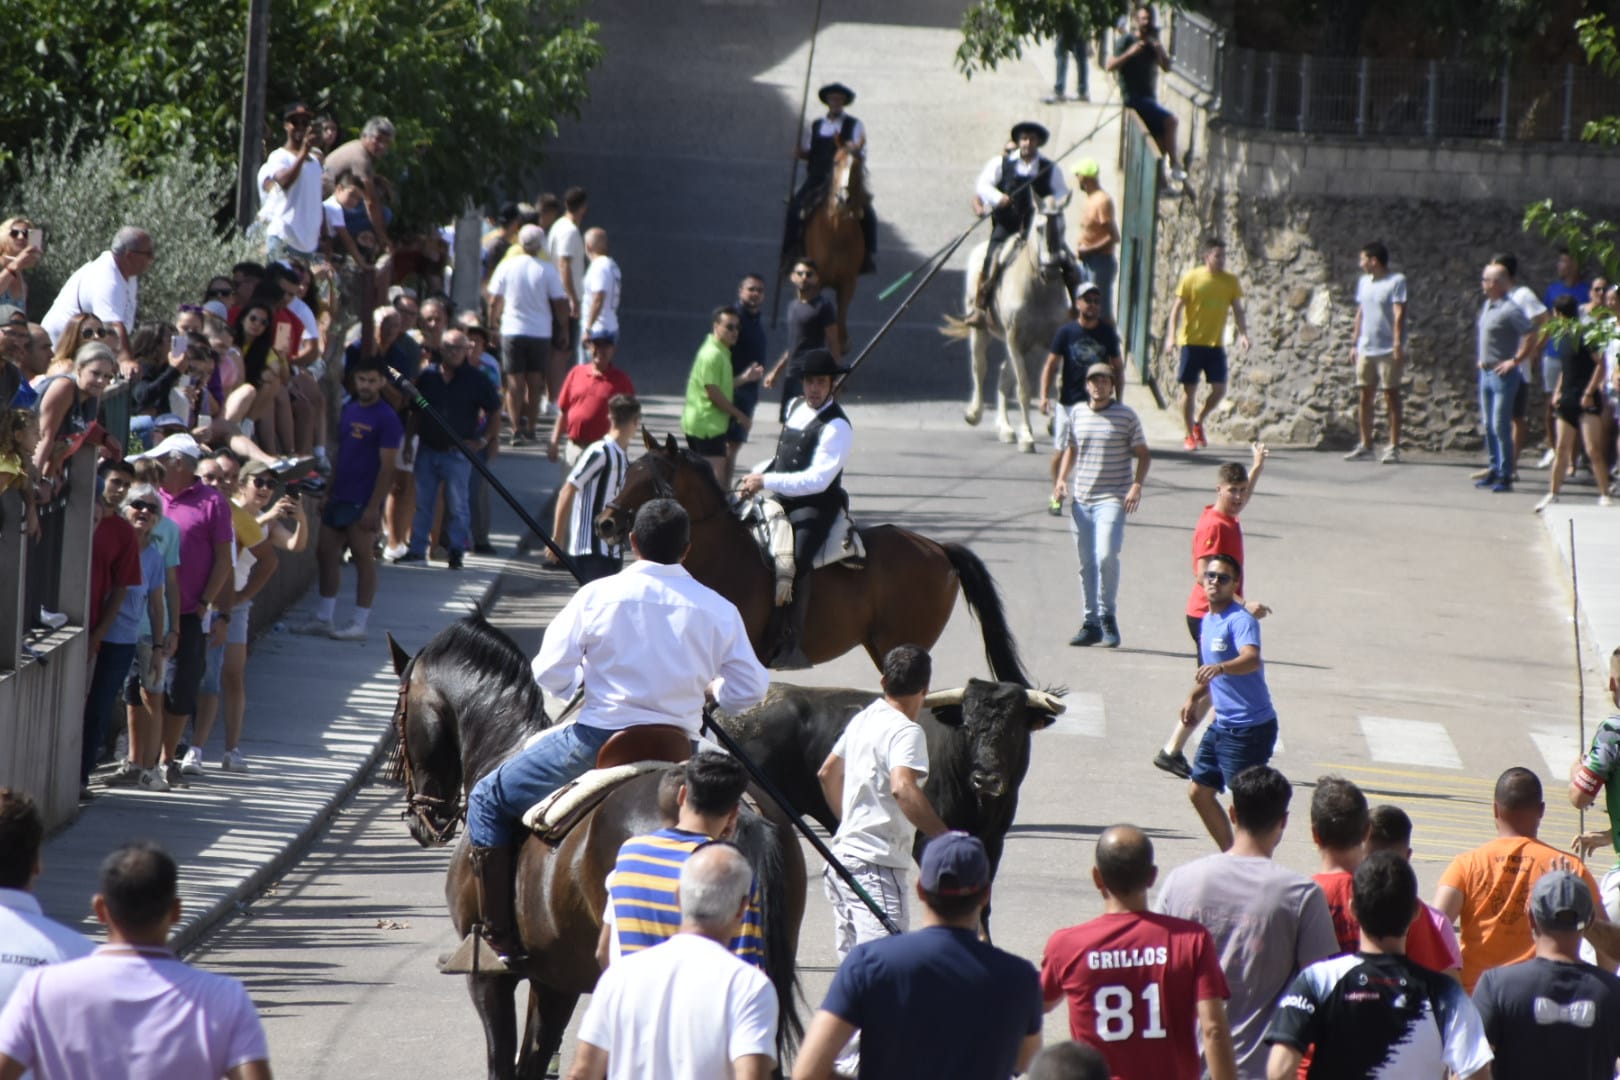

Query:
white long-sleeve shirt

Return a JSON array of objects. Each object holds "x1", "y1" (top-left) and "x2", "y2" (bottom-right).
[
  {"x1": 974, "y1": 152, "x2": 1070, "y2": 210},
  {"x1": 760, "y1": 399, "x2": 853, "y2": 498},
  {"x1": 532, "y1": 560, "x2": 768, "y2": 734}
]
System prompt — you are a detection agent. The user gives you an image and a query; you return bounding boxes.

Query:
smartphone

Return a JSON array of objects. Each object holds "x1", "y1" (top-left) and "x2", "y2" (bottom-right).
[
  {"x1": 274, "y1": 321, "x2": 293, "y2": 356},
  {"x1": 171, "y1": 333, "x2": 188, "y2": 357},
  {"x1": 26, "y1": 227, "x2": 42, "y2": 253}
]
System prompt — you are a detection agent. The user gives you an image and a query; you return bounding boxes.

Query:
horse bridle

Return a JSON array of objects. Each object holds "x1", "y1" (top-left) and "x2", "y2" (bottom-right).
[
  {"x1": 391, "y1": 673, "x2": 464, "y2": 846},
  {"x1": 604, "y1": 453, "x2": 729, "y2": 537}
]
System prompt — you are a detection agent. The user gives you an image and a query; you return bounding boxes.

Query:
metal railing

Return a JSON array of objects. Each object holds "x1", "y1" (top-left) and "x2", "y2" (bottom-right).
[{"x1": 1170, "y1": 10, "x2": 1618, "y2": 143}]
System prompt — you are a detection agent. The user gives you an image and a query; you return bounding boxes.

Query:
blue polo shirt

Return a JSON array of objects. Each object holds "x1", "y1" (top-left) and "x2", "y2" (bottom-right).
[
  {"x1": 1200, "y1": 602, "x2": 1274, "y2": 728},
  {"x1": 414, "y1": 361, "x2": 501, "y2": 450}
]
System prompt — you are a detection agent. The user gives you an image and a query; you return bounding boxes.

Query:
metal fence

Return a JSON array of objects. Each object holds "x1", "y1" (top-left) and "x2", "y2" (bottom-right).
[{"x1": 1171, "y1": 10, "x2": 1618, "y2": 143}]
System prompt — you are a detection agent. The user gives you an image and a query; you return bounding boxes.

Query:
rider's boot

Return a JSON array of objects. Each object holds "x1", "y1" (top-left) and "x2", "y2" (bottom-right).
[
  {"x1": 965, "y1": 245, "x2": 999, "y2": 328},
  {"x1": 1061, "y1": 255, "x2": 1083, "y2": 303},
  {"x1": 441, "y1": 844, "x2": 525, "y2": 975},
  {"x1": 773, "y1": 572, "x2": 814, "y2": 670},
  {"x1": 859, "y1": 208, "x2": 877, "y2": 274}
]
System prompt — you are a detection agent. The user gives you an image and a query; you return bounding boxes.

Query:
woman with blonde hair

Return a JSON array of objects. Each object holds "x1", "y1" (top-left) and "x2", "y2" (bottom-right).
[
  {"x1": 43, "y1": 312, "x2": 114, "y2": 377},
  {"x1": 0, "y1": 216, "x2": 43, "y2": 308}
]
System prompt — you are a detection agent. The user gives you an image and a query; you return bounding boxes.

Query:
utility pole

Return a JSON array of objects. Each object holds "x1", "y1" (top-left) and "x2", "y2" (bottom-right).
[{"x1": 235, "y1": 0, "x2": 270, "y2": 230}]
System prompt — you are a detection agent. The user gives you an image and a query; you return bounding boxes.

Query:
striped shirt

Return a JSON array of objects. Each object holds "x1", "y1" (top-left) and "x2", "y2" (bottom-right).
[
  {"x1": 1064, "y1": 401, "x2": 1146, "y2": 504},
  {"x1": 606, "y1": 828, "x2": 765, "y2": 968},
  {"x1": 565, "y1": 438, "x2": 628, "y2": 557}
]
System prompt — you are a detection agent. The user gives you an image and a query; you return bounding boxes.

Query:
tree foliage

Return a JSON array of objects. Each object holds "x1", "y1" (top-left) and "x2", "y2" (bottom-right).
[
  {"x1": 0, "y1": 0, "x2": 602, "y2": 228},
  {"x1": 956, "y1": 0, "x2": 1152, "y2": 76}
]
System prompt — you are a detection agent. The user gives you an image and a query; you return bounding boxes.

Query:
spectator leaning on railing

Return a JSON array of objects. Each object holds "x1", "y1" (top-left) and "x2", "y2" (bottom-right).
[{"x1": 40, "y1": 226, "x2": 154, "y2": 375}]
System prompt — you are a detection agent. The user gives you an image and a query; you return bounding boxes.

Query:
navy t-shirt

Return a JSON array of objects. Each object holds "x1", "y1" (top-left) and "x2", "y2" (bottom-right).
[
  {"x1": 785, "y1": 295, "x2": 837, "y2": 374},
  {"x1": 1542, "y1": 280, "x2": 1588, "y2": 360},
  {"x1": 820, "y1": 925, "x2": 1042, "y2": 1079},
  {"x1": 414, "y1": 362, "x2": 502, "y2": 448},
  {"x1": 1049, "y1": 320, "x2": 1122, "y2": 405}
]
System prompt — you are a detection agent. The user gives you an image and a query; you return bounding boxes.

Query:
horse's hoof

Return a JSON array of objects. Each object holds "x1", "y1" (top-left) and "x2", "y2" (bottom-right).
[
  {"x1": 964, "y1": 406, "x2": 983, "y2": 427},
  {"x1": 1017, "y1": 437, "x2": 1037, "y2": 454},
  {"x1": 997, "y1": 428, "x2": 1017, "y2": 444}
]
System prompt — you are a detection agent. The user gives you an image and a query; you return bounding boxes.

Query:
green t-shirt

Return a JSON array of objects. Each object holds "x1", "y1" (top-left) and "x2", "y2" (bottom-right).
[
  {"x1": 681, "y1": 334, "x2": 734, "y2": 439},
  {"x1": 1580, "y1": 715, "x2": 1620, "y2": 868}
]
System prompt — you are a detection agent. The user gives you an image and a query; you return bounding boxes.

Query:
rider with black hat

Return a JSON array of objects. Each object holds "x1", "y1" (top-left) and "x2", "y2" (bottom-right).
[
  {"x1": 967, "y1": 121, "x2": 1074, "y2": 325},
  {"x1": 783, "y1": 82, "x2": 878, "y2": 273},
  {"x1": 737, "y1": 347, "x2": 853, "y2": 669}
]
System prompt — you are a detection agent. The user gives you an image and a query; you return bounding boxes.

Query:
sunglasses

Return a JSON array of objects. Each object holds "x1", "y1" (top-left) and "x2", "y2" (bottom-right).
[
  {"x1": 127, "y1": 500, "x2": 160, "y2": 514},
  {"x1": 81, "y1": 326, "x2": 113, "y2": 339},
  {"x1": 1203, "y1": 571, "x2": 1235, "y2": 585},
  {"x1": 8, "y1": 229, "x2": 27, "y2": 241},
  {"x1": 207, "y1": 286, "x2": 234, "y2": 299},
  {"x1": 249, "y1": 476, "x2": 277, "y2": 489}
]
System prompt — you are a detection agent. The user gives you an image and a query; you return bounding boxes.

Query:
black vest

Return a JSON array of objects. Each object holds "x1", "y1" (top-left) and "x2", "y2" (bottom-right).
[
  {"x1": 993, "y1": 154, "x2": 1055, "y2": 236},
  {"x1": 806, "y1": 115, "x2": 859, "y2": 185},
  {"x1": 773, "y1": 399, "x2": 850, "y2": 513}
]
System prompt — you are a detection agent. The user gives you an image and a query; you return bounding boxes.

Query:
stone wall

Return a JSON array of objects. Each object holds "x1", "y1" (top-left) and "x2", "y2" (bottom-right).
[{"x1": 1144, "y1": 107, "x2": 1619, "y2": 450}]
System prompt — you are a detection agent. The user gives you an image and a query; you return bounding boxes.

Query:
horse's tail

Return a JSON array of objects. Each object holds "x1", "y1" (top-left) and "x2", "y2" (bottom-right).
[
  {"x1": 939, "y1": 312, "x2": 975, "y2": 341},
  {"x1": 943, "y1": 542, "x2": 1032, "y2": 687},
  {"x1": 733, "y1": 810, "x2": 803, "y2": 1060}
]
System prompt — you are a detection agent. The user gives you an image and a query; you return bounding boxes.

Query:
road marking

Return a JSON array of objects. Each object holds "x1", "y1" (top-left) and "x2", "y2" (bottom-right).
[
  {"x1": 1530, "y1": 728, "x2": 1580, "y2": 781},
  {"x1": 1047, "y1": 692, "x2": 1105, "y2": 737},
  {"x1": 1358, "y1": 716, "x2": 1463, "y2": 770}
]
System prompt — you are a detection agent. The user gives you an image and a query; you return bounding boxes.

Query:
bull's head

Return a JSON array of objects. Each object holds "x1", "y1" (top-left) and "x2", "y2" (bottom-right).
[{"x1": 925, "y1": 679, "x2": 1062, "y2": 799}]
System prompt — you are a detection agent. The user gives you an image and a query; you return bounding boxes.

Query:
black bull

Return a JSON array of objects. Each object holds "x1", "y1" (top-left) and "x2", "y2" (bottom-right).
[{"x1": 716, "y1": 678, "x2": 1063, "y2": 929}]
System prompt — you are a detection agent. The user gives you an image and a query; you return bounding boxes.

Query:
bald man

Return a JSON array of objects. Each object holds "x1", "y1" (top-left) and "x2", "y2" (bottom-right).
[
  {"x1": 1040, "y1": 826, "x2": 1236, "y2": 1080},
  {"x1": 581, "y1": 227, "x2": 621, "y2": 365}
]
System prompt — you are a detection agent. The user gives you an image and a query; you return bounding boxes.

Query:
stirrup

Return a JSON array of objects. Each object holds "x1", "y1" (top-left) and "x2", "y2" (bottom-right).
[{"x1": 439, "y1": 927, "x2": 521, "y2": 976}]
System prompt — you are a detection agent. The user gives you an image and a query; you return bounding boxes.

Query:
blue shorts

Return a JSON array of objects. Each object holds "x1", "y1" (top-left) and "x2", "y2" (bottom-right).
[
  {"x1": 1190, "y1": 718, "x2": 1278, "y2": 793},
  {"x1": 1128, "y1": 97, "x2": 1172, "y2": 140},
  {"x1": 1178, "y1": 346, "x2": 1228, "y2": 386}
]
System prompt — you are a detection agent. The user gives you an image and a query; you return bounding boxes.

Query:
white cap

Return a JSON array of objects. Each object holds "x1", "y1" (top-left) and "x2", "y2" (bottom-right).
[
  {"x1": 130, "y1": 432, "x2": 203, "y2": 461},
  {"x1": 202, "y1": 299, "x2": 229, "y2": 321}
]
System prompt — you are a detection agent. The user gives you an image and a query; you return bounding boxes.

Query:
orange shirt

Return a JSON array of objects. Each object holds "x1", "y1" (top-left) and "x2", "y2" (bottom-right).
[{"x1": 1438, "y1": 835, "x2": 1602, "y2": 992}]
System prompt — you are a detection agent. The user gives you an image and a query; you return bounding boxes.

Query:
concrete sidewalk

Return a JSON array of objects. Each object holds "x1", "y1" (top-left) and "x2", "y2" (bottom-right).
[
  {"x1": 1543, "y1": 500, "x2": 1620, "y2": 696},
  {"x1": 33, "y1": 441, "x2": 566, "y2": 951}
]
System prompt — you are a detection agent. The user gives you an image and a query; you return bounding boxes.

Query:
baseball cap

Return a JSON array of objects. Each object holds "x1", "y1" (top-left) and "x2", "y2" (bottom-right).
[
  {"x1": 919, "y1": 832, "x2": 990, "y2": 895},
  {"x1": 518, "y1": 224, "x2": 547, "y2": 253},
  {"x1": 239, "y1": 458, "x2": 273, "y2": 479},
  {"x1": 283, "y1": 102, "x2": 314, "y2": 122},
  {"x1": 1075, "y1": 281, "x2": 1102, "y2": 300},
  {"x1": 1086, "y1": 362, "x2": 1116, "y2": 380},
  {"x1": 130, "y1": 432, "x2": 203, "y2": 462},
  {"x1": 1074, "y1": 158, "x2": 1101, "y2": 178},
  {"x1": 1530, "y1": 870, "x2": 1594, "y2": 932},
  {"x1": 153, "y1": 413, "x2": 188, "y2": 430}
]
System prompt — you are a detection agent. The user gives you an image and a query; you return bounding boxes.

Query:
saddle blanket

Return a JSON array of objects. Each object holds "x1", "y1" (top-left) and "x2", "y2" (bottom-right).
[
  {"x1": 522, "y1": 761, "x2": 674, "y2": 841},
  {"x1": 737, "y1": 495, "x2": 865, "y2": 603}
]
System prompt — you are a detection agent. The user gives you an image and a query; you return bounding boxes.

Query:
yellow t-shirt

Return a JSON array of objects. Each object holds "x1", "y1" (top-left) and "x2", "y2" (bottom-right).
[{"x1": 1175, "y1": 266, "x2": 1242, "y2": 347}]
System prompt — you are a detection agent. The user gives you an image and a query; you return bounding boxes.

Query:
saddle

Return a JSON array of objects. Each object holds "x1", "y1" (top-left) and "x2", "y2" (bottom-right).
[
  {"x1": 520, "y1": 725, "x2": 692, "y2": 843},
  {"x1": 736, "y1": 494, "x2": 866, "y2": 605}
]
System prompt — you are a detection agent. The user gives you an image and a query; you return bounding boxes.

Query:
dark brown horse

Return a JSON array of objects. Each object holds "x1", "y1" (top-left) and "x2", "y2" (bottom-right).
[
  {"x1": 388, "y1": 612, "x2": 806, "y2": 1080},
  {"x1": 596, "y1": 432, "x2": 1030, "y2": 683},
  {"x1": 803, "y1": 141, "x2": 868, "y2": 346}
]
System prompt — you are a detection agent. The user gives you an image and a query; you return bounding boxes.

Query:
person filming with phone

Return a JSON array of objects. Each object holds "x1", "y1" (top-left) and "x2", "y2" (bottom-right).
[
  {"x1": 257, "y1": 102, "x2": 327, "y2": 266},
  {"x1": 0, "y1": 216, "x2": 43, "y2": 310}
]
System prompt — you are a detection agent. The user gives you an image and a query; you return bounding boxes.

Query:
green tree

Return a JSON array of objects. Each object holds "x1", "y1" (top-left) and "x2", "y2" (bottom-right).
[
  {"x1": 0, "y1": 0, "x2": 602, "y2": 227},
  {"x1": 956, "y1": 0, "x2": 1142, "y2": 76}
]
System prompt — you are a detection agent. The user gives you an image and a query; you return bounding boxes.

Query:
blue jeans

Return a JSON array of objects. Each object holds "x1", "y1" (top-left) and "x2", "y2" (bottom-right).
[
  {"x1": 1054, "y1": 34, "x2": 1089, "y2": 96},
  {"x1": 1080, "y1": 252, "x2": 1118, "y2": 322},
  {"x1": 1190, "y1": 718, "x2": 1279, "y2": 794},
  {"x1": 1068, "y1": 497, "x2": 1127, "y2": 624},
  {"x1": 409, "y1": 446, "x2": 473, "y2": 555},
  {"x1": 1478, "y1": 368, "x2": 1522, "y2": 480},
  {"x1": 466, "y1": 722, "x2": 615, "y2": 847},
  {"x1": 82, "y1": 641, "x2": 137, "y2": 783}
]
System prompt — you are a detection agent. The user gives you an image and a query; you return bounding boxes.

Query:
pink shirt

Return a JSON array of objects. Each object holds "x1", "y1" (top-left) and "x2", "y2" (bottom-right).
[
  {"x1": 161, "y1": 479, "x2": 234, "y2": 615},
  {"x1": 0, "y1": 945, "x2": 267, "y2": 1079}
]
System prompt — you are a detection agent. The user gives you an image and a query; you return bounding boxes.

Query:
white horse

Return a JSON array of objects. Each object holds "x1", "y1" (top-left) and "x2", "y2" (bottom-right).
[{"x1": 942, "y1": 197, "x2": 1075, "y2": 452}]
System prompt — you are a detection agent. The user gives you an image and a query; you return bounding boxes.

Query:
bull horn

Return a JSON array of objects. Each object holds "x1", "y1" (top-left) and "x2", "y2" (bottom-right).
[
  {"x1": 1025, "y1": 689, "x2": 1066, "y2": 715},
  {"x1": 923, "y1": 688, "x2": 964, "y2": 709}
]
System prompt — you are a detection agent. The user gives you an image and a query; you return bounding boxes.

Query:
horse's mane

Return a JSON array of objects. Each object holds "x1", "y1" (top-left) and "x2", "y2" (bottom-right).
[
  {"x1": 669, "y1": 444, "x2": 735, "y2": 506},
  {"x1": 418, "y1": 608, "x2": 547, "y2": 757}
]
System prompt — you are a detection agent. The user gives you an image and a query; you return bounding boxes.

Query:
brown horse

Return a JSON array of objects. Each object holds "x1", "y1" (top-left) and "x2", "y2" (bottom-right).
[
  {"x1": 596, "y1": 432, "x2": 1031, "y2": 683},
  {"x1": 389, "y1": 613, "x2": 806, "y2": 1080},
  {"x1": 803, "y1": 142, "x2": 868, "y2": 347}
]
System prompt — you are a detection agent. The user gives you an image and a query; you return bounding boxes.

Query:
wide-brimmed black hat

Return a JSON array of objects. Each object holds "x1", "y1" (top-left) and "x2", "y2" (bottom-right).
[
  {"x1": 818, "y1": 82, "x2": 856, "y2": 105},
  {"x1": 799, "y1": 348, "x2": 850, "y2": 378},
  {"x1": 1010, "y1": 121, "x2": 1050, "y2": 146}
]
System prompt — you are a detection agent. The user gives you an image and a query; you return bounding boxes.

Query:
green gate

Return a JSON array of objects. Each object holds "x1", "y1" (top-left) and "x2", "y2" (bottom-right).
[{"x1": 1118, "y1": 118, "x2": 1160, "y2": 388}]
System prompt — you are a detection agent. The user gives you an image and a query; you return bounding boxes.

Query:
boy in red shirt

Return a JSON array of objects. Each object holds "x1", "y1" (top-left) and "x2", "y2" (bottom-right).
[{"x1": 1154, "y1": 443, "x2": 1269, "y2": 779}]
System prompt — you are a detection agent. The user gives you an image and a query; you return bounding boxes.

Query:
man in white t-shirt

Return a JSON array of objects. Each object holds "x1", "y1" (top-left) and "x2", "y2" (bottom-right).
[
  {"x1": 548, "y1": 186, "x2": 589, "y2": 363},
  {"x1": 0, "y1": 790, "x2": 93, "y2": 1011},
  {"x1": 570, "y1": 843, "x2": 778, "y2": 1080},
  {"x1": 257, "y1": 102, "x2": 325, "y2": 263},
  {"x1": 581, "y1": 227, "x2": 621, "y2": 364},
  {"x1": 41, "y1": 226, "x2": 153, "y2": 372},
  {"x1": 489, "y1": 224, "x2": 570, "y2": 444},
  {"x1": 0, "y1": 842, "x2": 271, "y2": 1080}
]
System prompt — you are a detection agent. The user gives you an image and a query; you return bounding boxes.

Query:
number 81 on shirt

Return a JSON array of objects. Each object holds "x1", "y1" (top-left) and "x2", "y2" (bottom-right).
[{"x1": 1095, "y1": 983, "x2": 1168, "y2": 1041}]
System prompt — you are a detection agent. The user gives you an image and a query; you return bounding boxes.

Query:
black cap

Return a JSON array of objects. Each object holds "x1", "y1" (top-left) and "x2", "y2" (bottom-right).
[{"x1": 283, "y1": 102, "x2": 314, "y2": 122}]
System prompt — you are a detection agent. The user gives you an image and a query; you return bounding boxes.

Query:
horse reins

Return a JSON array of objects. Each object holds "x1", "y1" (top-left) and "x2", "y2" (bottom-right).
[{"x1": 391, "y1": 673, "x2": 465, "y2": 846}]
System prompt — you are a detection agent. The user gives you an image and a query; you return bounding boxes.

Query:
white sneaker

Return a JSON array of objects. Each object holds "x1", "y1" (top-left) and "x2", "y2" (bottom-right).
[
  {"x1": 180, "y1": 747, "x2": 204, "y2": 776},
  {"x1": 1379, "y1": 445, "x2": 1401, "y2": 464},
  {"x1": 1534, "y1": 492, "x2": 1559, "y2": 513},
  {"x1": 221, "y1": 749, "x2": 248, "y2": 771},
  {"x1": 1343, "y1": 444, "x2": 1371, "y2": 461},
  {"x1": 38, "y1": 608, "x2": 68, "y2": 630},
  {"x1": 328, "y1": 621, "x2": 368, "y2": 642},
  {"x1": 1535, "y1": 448, "x2": 1558, "y2": 469},
  {"x1": 1170, "y1": 165, "x2": 1188, "y2": 184},
  {"x1": 383, "y1": 543, "x2": 409, "y2": 561},
  {"x1": 138, "y1": 767, "x2": 171, "y2": 792},
  {"x1": 291, "y1": 618, "x2": 335, "y2": 637},
  {"x1": 1601, "y1": 494, "x2": 1614, "y2": 507}
]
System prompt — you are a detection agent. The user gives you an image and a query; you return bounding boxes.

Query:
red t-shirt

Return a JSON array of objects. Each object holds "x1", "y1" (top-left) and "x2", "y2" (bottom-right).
[
  {"x1": 1186, "y1": 505, "x2": 1243, "y2": 617},
  {"x1": 1041, "y1": 911, "x2": 1229, "y2": 1080},
  {"x1": 90, "y1": 514, "x2": 142, "y2": 632},
  {"x1": 556, "y1": 364, "x2": 636, "y2": 445},
  {"x1": 1310, "y1": 869, "x2": 1459, "y2": 973},
  {"x1": 226, "y1": 304, "x2": 306, "y2": 364}
]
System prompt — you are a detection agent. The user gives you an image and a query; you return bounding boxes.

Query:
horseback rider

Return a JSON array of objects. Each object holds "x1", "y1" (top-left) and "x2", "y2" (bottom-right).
[
  {"x1": 736, "y1": 348, "x2": 853, "y2": 670},
  {"x1": 456, "y1": 499, "x2": 770, "y2": 972},
  {"x1": 783, "y1": 81, "x2": 877, "y2": 274},
  {"x1": 966, "y1": 121, "x2": 1077, "y2": 326}
]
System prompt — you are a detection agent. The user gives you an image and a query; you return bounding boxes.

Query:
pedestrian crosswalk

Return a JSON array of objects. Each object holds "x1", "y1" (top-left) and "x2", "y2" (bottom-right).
[{"x1": 1357, "y1": 716, "x2": 1464, "y2": 771}]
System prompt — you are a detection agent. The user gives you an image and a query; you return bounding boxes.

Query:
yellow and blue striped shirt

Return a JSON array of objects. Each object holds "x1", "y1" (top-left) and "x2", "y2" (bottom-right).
[{"x1": 606, "y1": 827, "x2": 765, "y2": 967}]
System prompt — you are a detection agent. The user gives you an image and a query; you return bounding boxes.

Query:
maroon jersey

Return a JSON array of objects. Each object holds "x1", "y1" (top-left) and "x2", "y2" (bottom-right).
[{"x1": 1041, "y1": 911, "x2": 1229, "y2": 1080}]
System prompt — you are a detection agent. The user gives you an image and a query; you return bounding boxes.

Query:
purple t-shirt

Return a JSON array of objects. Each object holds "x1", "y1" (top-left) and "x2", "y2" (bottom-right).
[
  {"x1": 0, "y1": 945, "x2": 269, "y2": 1079},
  {"x1": 160, "y1": 479, "x2": 234, "y2": 615},
  {"x1": 331, "y1": 397, "x2": 405, "y2": 506}
]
